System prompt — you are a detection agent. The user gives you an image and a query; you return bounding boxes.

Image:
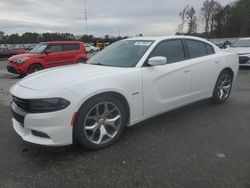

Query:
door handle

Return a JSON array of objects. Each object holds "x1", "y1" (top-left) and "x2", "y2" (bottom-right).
[
  {"x1": 215, "y1": 61, "x2": 219, "y2": 64},
  {"x1": 184, "y1": 69, "x2": 191, "y2": 73}
]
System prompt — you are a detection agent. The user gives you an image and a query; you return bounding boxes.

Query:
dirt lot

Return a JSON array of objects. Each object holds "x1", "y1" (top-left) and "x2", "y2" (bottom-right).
[{"x1": 0, "y1": 59, "x2": 250, "y2": 188}]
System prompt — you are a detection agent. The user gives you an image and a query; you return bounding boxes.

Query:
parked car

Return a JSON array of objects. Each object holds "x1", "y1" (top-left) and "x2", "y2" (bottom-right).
[
  {"x1": 7, "y1": 41, "x2": 88, "y2": 75},
  {"x1": 10, "y1": 36, "x2": 238, "y2": 149},
  {"x1": 0, "y1": 48, "x2": 18, "y2": 58},
  {"x1": 226, "y1": 38, "x2": 250, "y2": 66},
  {"x1": 85, "y1": 44, "x2": 99, "y2": 53},
  {"x1": 96, "y1": 42, "x2": 109, "y2": 50}
]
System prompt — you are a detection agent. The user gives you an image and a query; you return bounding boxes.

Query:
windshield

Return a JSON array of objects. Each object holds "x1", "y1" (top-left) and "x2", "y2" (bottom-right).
[
  {"x1": 231, "y1": 39, "x2": 250, "y2": 48},
  {"x1": 88, "y1": 40, "x2": 153, "y2": 67},
  {"x1": 30, "y1": 43, "x2": 48, "y2": 54}
]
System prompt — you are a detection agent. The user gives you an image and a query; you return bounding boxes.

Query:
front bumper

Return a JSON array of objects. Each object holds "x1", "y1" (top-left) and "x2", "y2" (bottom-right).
[
  {"x1": 11, "y1": 102, "x2": 73, "y2": 146},
  {"x1": 10, "y1": 85, "x2": 81, "y2": 146},
  {"x1": 12, "y1": 118, "x2": 72, "y2": 146},
  {"x1": 7, "y1": 65, "x2": 19, "y2": 74},
  {"x1": 7, "y1": 63, "x2": 27, "y2": 74}
]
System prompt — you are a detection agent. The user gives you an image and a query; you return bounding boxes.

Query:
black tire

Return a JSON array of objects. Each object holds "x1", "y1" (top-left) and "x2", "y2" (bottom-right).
[
  {"x1": 90, "y1": 49, "x2": 94, "y2": 53},
  {"x1": 212, "y1": 70, "x2": 233, "y2": 103},
  {"x1": 73, "y1": 94, "x2": 127, "y2": 150},
  {"x1": 28, "y1": 64, "x2": 43, "y2": 74},
  {"x1": 77, "y1": 59, "x2": 86, "y2": 63}
]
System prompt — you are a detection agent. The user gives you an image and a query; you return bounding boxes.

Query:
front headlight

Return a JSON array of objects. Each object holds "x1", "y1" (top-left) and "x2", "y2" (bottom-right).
[
  {"x1": 16, "y1": 57, "x2": 29, "y2": 64},
  {"x1": 29, "y1": 98, "x2": 70, "y2": 113}
]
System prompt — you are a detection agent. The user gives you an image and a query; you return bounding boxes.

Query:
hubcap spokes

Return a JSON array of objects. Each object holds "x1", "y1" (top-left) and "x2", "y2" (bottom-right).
[
  {"x1": 84, "y1": 102, "x2": 121, "y2": 144},
  {"x1": 217, "y1": 74, "x2": 231, "y2": 100}
]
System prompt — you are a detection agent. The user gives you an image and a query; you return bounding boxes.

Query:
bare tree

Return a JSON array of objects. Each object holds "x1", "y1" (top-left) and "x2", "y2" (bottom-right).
[
  {"x1": 201, "y1": 0, "x2": 222, "y2": 37},
  {"x1": 186, "y1": 7, "x2": 197, "y2": 34},
  {"x1": 177, "y1": 5, "x2": 189, "y2": 34}
]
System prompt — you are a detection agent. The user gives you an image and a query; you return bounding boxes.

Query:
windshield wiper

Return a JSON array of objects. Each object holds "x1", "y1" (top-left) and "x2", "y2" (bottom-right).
[{"x1": 90, "y1": 63, "x2": 109, "y2": 66}]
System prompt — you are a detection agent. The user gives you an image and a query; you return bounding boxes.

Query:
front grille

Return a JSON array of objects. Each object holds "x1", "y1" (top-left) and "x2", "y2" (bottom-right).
[
  {"x1": 239, "y1": 56, "x2": 250, "y2": 64},
  {"x1": 11, "y1": 108, "x2": 25, "y2": 124},
  {"x1": 7, "y1": 66, "x2": 18, "y2": 74},
  {"x1": 12, "y1": 96, "x2": 30, "y2": 111}
]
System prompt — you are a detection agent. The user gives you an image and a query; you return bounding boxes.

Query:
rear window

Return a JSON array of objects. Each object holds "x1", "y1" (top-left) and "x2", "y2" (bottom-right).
[
  {"x1": 63, "y1": 44, "x2": 80, "y2": 51},
  {"x1": 205, "y1": 43, "x2": 215, "y2": 55},
  {"x1": 186, "y1": 40, "x2": 207, "y2": 58}
]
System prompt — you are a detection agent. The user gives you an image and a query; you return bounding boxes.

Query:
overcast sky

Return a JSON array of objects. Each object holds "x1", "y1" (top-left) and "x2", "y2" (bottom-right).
[{"x1": 0, "y1": 0, "x2": 232, "y2": 37}]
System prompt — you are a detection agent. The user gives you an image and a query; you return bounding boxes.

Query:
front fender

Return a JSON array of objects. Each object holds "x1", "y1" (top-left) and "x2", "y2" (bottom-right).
[{"x1": 67, "y1": 69, "x2": 143, "y2": 125}]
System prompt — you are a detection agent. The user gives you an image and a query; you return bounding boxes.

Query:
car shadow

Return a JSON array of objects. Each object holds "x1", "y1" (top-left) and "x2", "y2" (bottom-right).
[{"x1": 239, "y1": 66, "x2": 250, "y2": 70}]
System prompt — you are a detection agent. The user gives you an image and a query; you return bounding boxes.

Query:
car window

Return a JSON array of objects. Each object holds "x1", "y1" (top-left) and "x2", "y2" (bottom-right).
[
  {"x1": 186, "y1": 40, "x2": 207, "y2": 58},
  {"x1": 46, "y1": 45, "x2": 62, "y2": 53},
  {"x1": 150, "y1": 40, "x2": 185, "y2": 63},
  {"x1": 88, "y1": 40, "x2": 153, "y2": 67},
  {"x1": 205, "y1": 43, "x2": 215, "y2": 55},
  {"x1": 63, "y1": 44, "x2": 80, "y2": 51}
]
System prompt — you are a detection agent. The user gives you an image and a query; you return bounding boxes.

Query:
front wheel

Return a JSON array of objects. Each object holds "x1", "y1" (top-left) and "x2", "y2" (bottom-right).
[
  {"x1": 28, "y1": 64, "x2": 43, "y2": 74},
  {"x1": 77, "y1": 59, "x2": 86, "y2": 63},
  {"x1": 73, "y1": 95, "x2": 127, "y2": 150},
  {"x1": 212, "y1": 70, "x2": 233, "y2": 103}
]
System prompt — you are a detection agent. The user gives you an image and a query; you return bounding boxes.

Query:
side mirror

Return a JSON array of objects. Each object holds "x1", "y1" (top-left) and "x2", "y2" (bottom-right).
[
  {"x1": 148, "y1": 56, "x2": 167, "y2": 66},
  {"x1": 44, "y1": 50, "x2": 52, "y2": 54}
]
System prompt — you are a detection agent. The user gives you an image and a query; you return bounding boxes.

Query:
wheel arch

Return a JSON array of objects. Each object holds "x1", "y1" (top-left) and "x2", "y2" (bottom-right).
[
  {"x1": 75, "y1": 91, "x2": 131, "y2": 126},
  {"x1": 220, "y1": 67, "x2": 234, "y2": 80},
  {"x1": 28, "y1": 62, "x2": 44, "y2": 68},
  {"x1": 27, "y1": 62, "x2": 44, "y2": 72}
]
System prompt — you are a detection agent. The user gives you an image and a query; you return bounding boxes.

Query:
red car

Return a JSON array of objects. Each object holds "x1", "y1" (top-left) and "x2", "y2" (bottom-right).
[
  {"x1": 0, "y1": 48, "x2": 18, "y2": 58},
  {"x1": 7, "y1": 41, "x2": 88, "y2": 75}
]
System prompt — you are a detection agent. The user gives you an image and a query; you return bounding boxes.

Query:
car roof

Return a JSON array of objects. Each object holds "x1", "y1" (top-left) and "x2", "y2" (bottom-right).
[
  {"x1": 125, "y1": 35, "x2": 211, "y2": 43},
  {"x1": 238, "y1": 37, "x2": 250, "y2": 41},
  {"x1": 41, "y1": 41, "x2": 82, "y2": 44}
]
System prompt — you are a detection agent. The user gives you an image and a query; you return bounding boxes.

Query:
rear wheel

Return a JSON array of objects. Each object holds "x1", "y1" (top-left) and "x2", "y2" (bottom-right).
[
  {"x1": 73, "y1": 95, "x2": 127, "y2": 150},
  {"x1": 28, "y1": 64, "x2": 43, "y2": 74},
  {"x1": 212, "y1": 70, "x2": 233, "y2": 103}
]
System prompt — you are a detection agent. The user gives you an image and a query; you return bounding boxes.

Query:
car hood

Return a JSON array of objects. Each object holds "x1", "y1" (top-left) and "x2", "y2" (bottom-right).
[
  {"x1": 9, "y1": 53, "x2": 44, "y2": 61},
  {"x1": 226, "y1": 47, "x2": 250, "y2": 55},
  {"x1": 18, "y1": 64, "x2": 130, "y2": 90}
]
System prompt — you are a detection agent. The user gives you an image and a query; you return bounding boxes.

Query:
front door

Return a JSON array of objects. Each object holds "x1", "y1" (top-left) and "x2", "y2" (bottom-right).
[
  {"x1": 43, "y1": 44, "x2": 63, "y2": 68},
  {"x1": 142, "y1": 39, "x2": 192, "y2": 116}
]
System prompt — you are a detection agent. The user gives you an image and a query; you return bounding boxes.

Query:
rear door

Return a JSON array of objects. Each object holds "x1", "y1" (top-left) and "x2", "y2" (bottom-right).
[
  {"x1": 61, "y1": 43, "x2": 80, "y2": 64},
  {"x1": 184, "y1": 39, "x2": 220, "y2": 100}
]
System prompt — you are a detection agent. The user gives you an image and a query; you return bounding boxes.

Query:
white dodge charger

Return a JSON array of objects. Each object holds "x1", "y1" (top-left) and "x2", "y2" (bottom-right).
[{"x1": 10, "y1": 36, "x2": 238, "y2": 149}]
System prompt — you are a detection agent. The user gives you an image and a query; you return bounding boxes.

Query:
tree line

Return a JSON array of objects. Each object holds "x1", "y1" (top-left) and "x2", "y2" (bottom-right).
[
  {"x1": 0, "y1": 31, "x2": 128, "y2": 44},
  {"x1": 1, "y1": 0, "x2": 249, "y2": 44},
  {"x1": 177, "y1": 0, "x2": 250, "y2": 38}
]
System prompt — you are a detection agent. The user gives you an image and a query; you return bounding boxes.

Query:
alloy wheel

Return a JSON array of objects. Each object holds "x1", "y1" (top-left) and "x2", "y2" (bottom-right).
[
  {"x1": 83, "y1": 102, "x2": 122, "y2": 144},
  {"x1": 217, "y1": 73, "x2": 232, "y2": 101}
]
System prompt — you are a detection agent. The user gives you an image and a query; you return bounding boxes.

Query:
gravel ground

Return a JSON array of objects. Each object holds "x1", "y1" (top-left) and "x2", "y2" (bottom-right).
[{"x1": 0, "y1": 59, "x2": 250, "y2": 188}]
